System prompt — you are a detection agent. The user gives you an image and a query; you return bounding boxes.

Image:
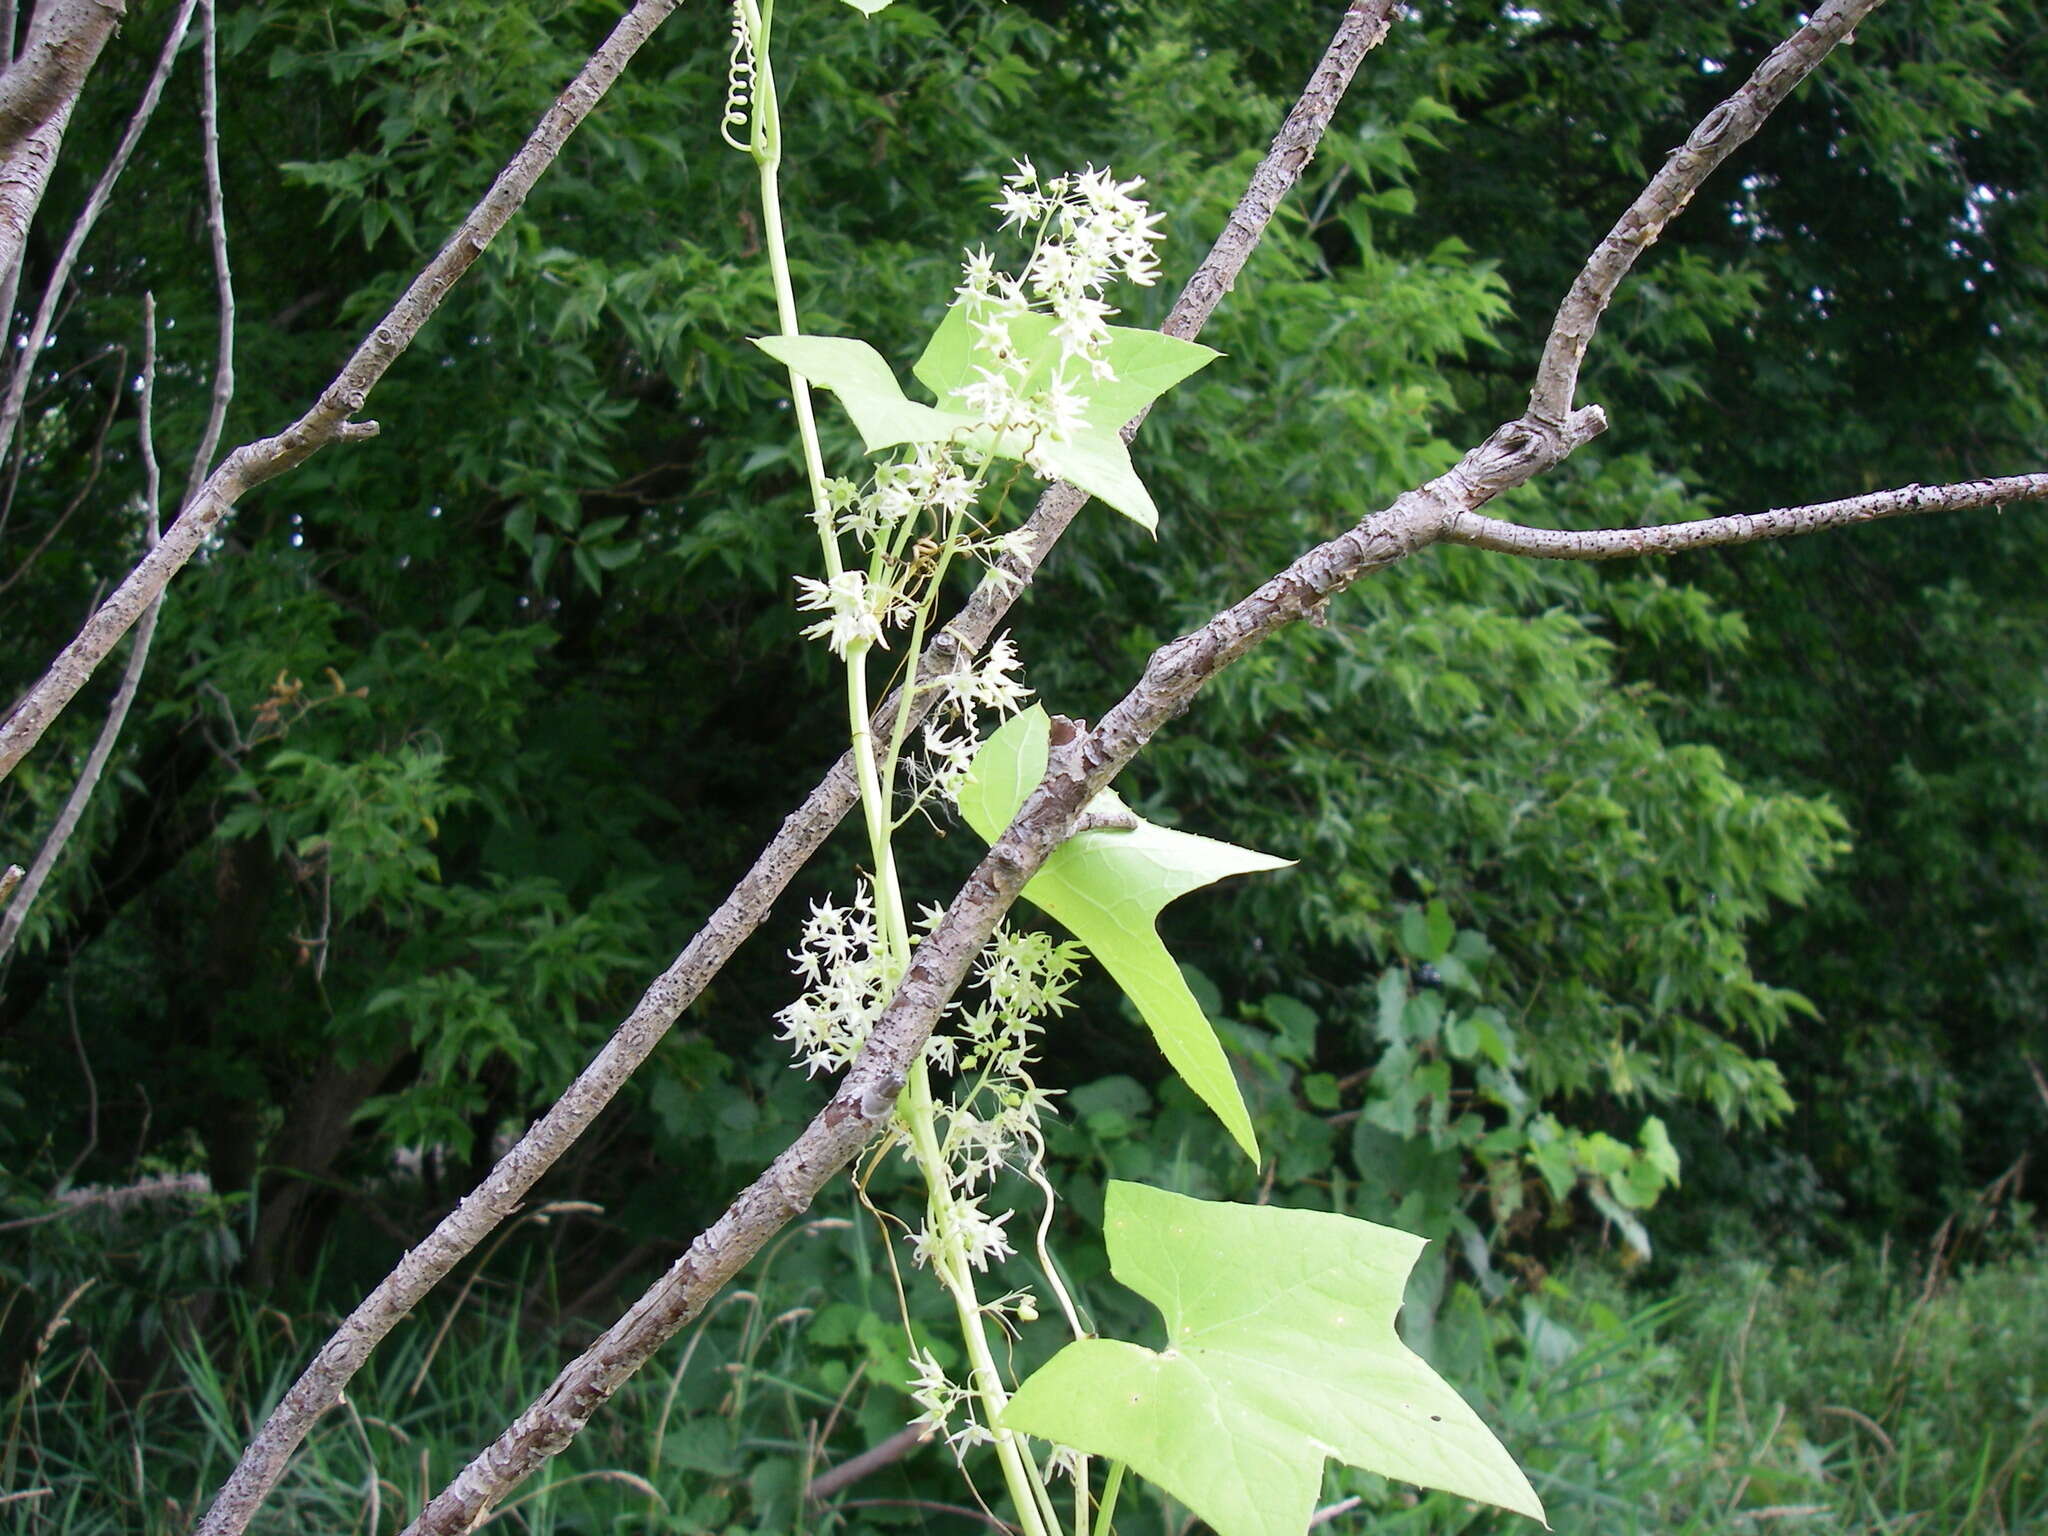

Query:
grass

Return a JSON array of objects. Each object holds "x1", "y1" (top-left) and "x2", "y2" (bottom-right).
[
  {"x1": 1356, "y1": 1230, "x2": 2048, "y2": 1536},
  {"x1": 4, "y1": 1206, "x2": 2045, "y2": 1535}
]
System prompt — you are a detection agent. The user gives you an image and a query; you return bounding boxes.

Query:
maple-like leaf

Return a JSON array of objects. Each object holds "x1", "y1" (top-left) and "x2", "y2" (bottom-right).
[
  {"x1": 957, "y1": 707, "x2": 1288, "y2": 1162},
  {"x1": 1001, "y1": 1183, "x2": 1548, "y2": 1536},
  {"x1": 753, "y1": 297, "x2": 1217, "y2": 530}
]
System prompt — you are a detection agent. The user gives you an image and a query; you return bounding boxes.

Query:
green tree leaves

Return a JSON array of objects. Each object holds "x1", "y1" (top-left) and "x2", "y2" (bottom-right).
[
  {"x1": 958, "y1": 706, "x2": 1289, "y2": 1162},
  {"x1": 1001, "y1": 1182, "x2": 1545, "y2": 1536}
]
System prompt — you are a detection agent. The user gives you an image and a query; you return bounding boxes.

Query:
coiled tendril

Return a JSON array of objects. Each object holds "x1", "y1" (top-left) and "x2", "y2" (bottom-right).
[{"x1": 720, "y1": 2, "x2": 757, "y2": 153}]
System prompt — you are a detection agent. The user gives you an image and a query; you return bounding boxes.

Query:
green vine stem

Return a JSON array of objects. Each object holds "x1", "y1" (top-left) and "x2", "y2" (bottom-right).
[{"x1": 734, "y1": 6, "x2": 1057, "y2": 1530}]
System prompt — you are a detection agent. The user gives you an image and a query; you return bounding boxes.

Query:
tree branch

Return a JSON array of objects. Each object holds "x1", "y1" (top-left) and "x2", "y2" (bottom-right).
[
  {"x1": 1443, "y1": 474, "x2": 2048, "y2": 560},
  {"x1": 182, "y1": 0, "x2": 231, "y2": 503},
  {"x1": 1, "y1": 0, "x2": 233, "y2": 967},
  {"x1": 1526, "y1": 0, "x2": 1885, "y2": 427},
  {"x1": 0, "y1": 0, "x2": 199, "y2": 475},
  {"x1": 0, "y1": 98, "x2": 76, "y2": 330},
  {"x1": 0, "y1": 301, "x2": 158, "y2": 964},
  {"x1": 187, "y1": 10, "x2": 1395, "y2": 1536},
  {"x1": 395, "y1": 401, "x2": 1604, "y2": 1530},
  {"x1": 0, "y1": 0, "x2": 120, "y2": 165},
  {"x1": 0, "y1": 0, "x2": 688, "y2": 787}
]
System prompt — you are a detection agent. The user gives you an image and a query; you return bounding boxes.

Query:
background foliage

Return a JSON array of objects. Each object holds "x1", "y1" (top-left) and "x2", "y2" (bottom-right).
[{"x1": 3, "y1": 0, "x2": 2045, "y2": 1529}]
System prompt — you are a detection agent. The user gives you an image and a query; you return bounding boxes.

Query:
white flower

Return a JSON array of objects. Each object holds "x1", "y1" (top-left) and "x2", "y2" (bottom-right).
[
  {"x1": 792, "y1": 570, "x2": 887, "y2": 655},
  {"x1": 994, "y1": 158, "x2": 1045, "y2": 230},
  {"x1": 776, "y1": 884, "x2": 892, "y2": 1076},
  {"x1": 1036, "y1": 374, "x2": 1089, "y2": 441},
  {"x1": 953, "y1": 365, "x2": 1027, "y2": 426},
  {"x1": 911, "y1": 1193, "x2": 1015, "y2": 1272},
  {"x1": 959, "y1": 244, "x2": 998, "y2": 298},
  {"x1": 1049, "y1": 290, "x2": 1115, "y2": 367}
]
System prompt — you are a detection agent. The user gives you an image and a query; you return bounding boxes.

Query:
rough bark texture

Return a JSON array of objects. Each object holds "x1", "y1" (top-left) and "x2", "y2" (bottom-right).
[
  {"x1": 0, "y1": 0, "x2": 120, "y2": 162},
  {"x1": 0, "y1": 93, "x2": 72, "y2": 295},
  {"x1": 0, "y1": 0, "x2": 125, "y2": 295}
]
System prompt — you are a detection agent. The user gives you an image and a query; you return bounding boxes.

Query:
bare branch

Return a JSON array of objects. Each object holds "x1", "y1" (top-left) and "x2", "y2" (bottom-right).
[
  {"x1": 182, "y1": 0, "x2": 231, "y2": 502},
  {"x1": 399, "y1": 410, "x2": 1594, "y2": 1527},
  {"x1": 0, "y1": 97, "x2": 76, "y2": 320},
  {"x1": 1443, "y1": 474, "x2": 2048, "y2": 560},
  {"x1": 191, "y1": 14, "x2": 1398, "y2": 1536},
  {"x1": 1526, "y1": 0, "x2": 1885, "y2": 427},
  {"x1": 0, "y1": 0, "x2": 689, "y2": 787},
  {"x1": 0, "y1": 0, "x2": 120, "y2": 166},
  {"x1": 0, "y1": 0, "x2": 200, "y2": 474},
  {"x1": 0, "y1": 304, "x2": 158, "y2": 964},
  {"x1": 0, "y1": 5, "x2": 232, "y2": 968},
  {"x1": 807, "y1": 1425, "x2": 927, "y2": 1503},
  {"x1": 395, "y1": 270, "x2": 1615, "y2": 1536}
]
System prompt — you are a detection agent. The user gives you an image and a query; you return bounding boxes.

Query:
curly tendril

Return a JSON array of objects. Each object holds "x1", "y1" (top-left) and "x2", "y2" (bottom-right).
[{"x1": 720, "y1": 2, "x2": 757, "y2": 153}]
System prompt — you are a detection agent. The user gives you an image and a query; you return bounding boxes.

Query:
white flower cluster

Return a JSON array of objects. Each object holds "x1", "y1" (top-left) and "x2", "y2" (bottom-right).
[
  {"x1": 774, "y1": 884, "x2": 893, "y2": 1076},
  {"x1": 923, "y1": 925, "x2": 1081, "y2": 1193},
  {"x1": 825, "y1": 444, "x2": 979, "y2": 547},
  {"x1": 791, "y1": 569, "x2": 901, "y2": 656},
  {"x1": 917, "y1": 633, "x2": 1032, "y2": 806},
  {"x1": 993, "y1": 159, "x2": 1166, "y2": 310},
  {"x1": 907, "y1": 1346, "x2": 995, "y2": 1456},
  {"x1": 910, "y1": 1190, "x2": 1016, "y2": 1274},
  {"x1": 947, "y1": 160, "x2": 1168, "y2": 469}
]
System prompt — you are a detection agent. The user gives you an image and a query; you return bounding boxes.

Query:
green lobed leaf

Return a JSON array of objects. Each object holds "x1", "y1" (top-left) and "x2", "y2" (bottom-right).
[
  {"x1": 911, "y1": 296, "x2": 1220, "y2": 530},
  {"x1": 1000, "y1": 1183, "x2": 1547, "y2": 1536},
  {"x1": 759, "y1": 302, "x2": 1220, "y2": 526},
  {"x1": 958, "y1": 707, "x2": 1288, "y2": 1163},
  {"x1": 751, "y1": 334, "x2": 978, "y2": 452}
]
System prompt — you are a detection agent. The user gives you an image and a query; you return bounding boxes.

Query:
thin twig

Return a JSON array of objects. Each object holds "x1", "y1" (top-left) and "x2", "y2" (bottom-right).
[
  {"x1": 806, "y1": 1424, "x2": 926, "y2": 1502},
  {"x1": 1441, "y1": 475, "x2": 2048, "y2": 560},
  {"x1": 0, "y1": 308, "x2": 159, "y2": 963},
  {"x1": 0, "y1": 0, "x2": 200, "y2": 474},
  {"x1": 0, "y1": 9, "x2": 230, "y2": 956},
  {"x1": 1526, "y1": 0, "x2": 1885, "y2": 426},
  {"x1": 0, "y1": 0, "x2": 691, "y2": 787},
  {"x1": 182, "y1": 0, "x2": 232, "y2": 502}
]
